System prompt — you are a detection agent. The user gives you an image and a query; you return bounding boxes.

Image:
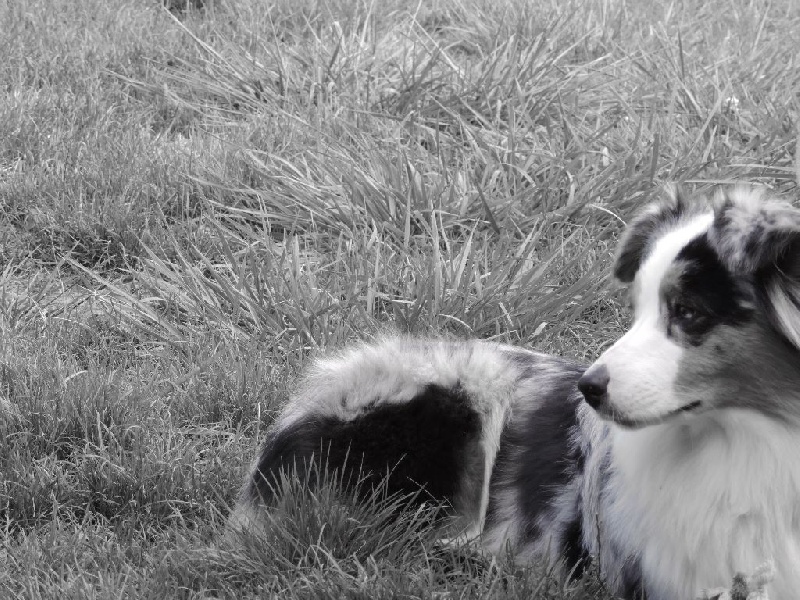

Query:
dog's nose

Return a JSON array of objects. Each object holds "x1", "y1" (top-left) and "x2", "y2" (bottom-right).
[{"x1": 578, "y1": 365, "x2": 610, "y2": 409}]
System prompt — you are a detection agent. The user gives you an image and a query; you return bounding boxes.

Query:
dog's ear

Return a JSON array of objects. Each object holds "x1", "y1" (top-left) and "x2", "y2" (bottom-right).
[
  {"x1": 613, "y1": 184, "x2": 689, "y2": 283},
  {"x1": 710, "y1": 187, "x2": 800, "y2": 348}
]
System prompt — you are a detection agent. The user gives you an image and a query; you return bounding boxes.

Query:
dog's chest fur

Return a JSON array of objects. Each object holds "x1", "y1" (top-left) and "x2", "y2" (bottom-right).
[{"x1": 604, "y1": 412, "x2": 800, "y2": 599}]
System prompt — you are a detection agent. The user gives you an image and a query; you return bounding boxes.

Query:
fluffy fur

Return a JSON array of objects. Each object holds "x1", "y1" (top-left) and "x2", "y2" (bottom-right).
[{"x1": 233, "y1": 186, "x2": 800, "y2": 600}]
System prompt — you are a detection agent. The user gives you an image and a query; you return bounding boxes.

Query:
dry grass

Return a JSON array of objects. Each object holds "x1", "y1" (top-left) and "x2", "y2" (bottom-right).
[{"x1": 0, "y1": 0, "x2": 798, "y2": 597}]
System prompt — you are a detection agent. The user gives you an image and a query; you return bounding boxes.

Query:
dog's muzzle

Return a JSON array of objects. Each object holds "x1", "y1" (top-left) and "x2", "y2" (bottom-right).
[{"x1": 578, "y1": 364, "x2": 610, "y2": 409}]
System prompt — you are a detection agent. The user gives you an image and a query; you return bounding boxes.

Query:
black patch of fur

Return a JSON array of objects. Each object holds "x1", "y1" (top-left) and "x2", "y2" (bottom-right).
[
  {"x1": 562, "y1": 517, "x2": 590, "y2": 579},
  {"x1": 514, "y1": 395, "x2": 581, "y2": 540},
  {"x1": 672, "y1": 234, "x2": 753, "y2": 344},
  {"x1": 620, "y1": 567, "x2": 646, "y2": 600},
  {"x1": 614, "y1": 187, "x2": 689, "y2": 283},
  {"x1": 245, "y1": 384, "x2": 483, "y2": 513},
  {"x1": 486, "y1": 364, "x2": 587, "y2": 574}
]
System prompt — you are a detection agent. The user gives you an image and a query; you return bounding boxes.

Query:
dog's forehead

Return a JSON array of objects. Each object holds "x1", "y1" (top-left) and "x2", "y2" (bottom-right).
[{"x1": 635, "y1": 212, "x2": 715, "y2": 292}]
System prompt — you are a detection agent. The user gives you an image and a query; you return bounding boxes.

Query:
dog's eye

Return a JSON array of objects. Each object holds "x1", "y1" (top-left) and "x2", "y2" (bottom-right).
[{"x1": 672, "y1": 301, "x2": 698, "y2": 323}]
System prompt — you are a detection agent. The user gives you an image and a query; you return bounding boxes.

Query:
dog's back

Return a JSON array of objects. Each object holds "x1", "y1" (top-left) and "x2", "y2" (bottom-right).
[{"x1": 232, "y1": 338, "x2": 601, "y2": 574}]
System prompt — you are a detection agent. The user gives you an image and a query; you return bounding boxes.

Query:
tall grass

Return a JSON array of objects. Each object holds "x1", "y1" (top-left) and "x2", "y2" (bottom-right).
[{"x1": 0, "y1": 0, "x2": 798, "y2": 597}]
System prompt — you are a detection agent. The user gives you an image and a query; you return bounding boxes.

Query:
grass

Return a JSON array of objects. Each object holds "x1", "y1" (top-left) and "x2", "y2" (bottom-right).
[{"x1": 0, "y1": 0, "x2": 798, "y2": 597}]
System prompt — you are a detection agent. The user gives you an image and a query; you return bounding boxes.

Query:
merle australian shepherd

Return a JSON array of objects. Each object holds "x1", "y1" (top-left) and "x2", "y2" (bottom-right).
[{"x1": 231, "y1": 186, "x2": 800, "y2": 599}]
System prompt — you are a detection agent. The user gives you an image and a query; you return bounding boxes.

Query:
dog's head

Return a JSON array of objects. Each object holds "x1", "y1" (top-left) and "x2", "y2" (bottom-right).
[{"x1": 579, "y1": 185, "x2": 800, "y2": 428}]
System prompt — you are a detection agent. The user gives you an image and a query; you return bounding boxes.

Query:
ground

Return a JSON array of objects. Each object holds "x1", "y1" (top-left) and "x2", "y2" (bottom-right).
[{"x1": 0, "y1": 0, "x2": 798, "y2": 597}]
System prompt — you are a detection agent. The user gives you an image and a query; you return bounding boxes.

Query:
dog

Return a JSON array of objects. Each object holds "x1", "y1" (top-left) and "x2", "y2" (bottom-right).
[{"x1": 232, "y1": 185, "x2": 800, "y2": 599}]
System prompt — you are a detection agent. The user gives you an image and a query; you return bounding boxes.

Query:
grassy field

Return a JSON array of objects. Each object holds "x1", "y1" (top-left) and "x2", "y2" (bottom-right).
[{"x1": 1, "y1": 0, "x2": 798, "y2": 597}]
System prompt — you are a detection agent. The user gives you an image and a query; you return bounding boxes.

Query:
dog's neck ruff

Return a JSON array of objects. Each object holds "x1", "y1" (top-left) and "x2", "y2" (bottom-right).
[{"x1": 604, "y1": 408, "x2": 800, "y2": 600}]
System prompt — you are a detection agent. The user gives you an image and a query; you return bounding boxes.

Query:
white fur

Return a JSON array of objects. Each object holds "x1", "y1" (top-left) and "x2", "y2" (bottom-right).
[
  {"x1": 604, "y1": 411, "x2": 800, "y2": 600},
  {"x1": 766, "y1": 277, "x2": 800, "y2": 350},
  {"x1": 594, "y1": 213, "x2": 713, "y2": 423}
]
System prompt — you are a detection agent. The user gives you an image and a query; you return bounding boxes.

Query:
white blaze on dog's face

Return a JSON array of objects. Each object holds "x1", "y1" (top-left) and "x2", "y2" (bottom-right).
[
  {"x1": 596, "y1": 212, "x2": 716, "y2": 425},
  {"x1": 585, "y1": 186, "x2": 800, "y2": 428}
]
